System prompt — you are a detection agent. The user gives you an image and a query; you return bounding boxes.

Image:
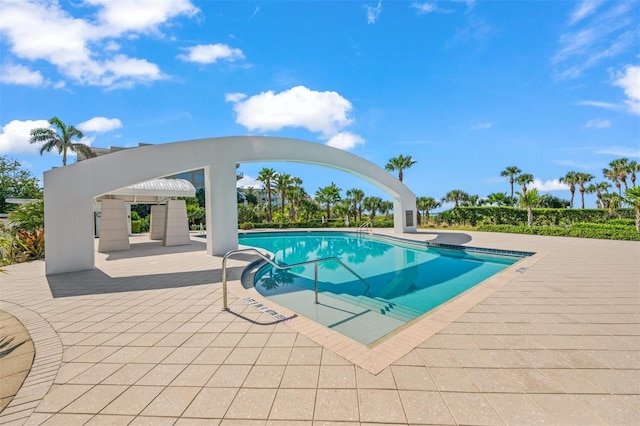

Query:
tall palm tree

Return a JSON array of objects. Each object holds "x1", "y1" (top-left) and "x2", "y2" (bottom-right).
[
  {"x1": 416, "y1": 196, "x2": 441, "y2": 225},
  {"x1": 274, "y1": 173, "x2": 292, "y2": 217},
  {"x1": 628, "y1": 160, "x2": 638, "y2": 187},
  {"x1": 315, "y1": 183, "x2": 342, "y2": 220},
  {"x1": 345, "y1": 188, "x2": 365, "y2": 222},
  {"x1": 516, "y1": 173, "x2": 534, "y2": 195},
  {"x1": 443, "y1": 189, "x2": 469, "y2": 207},
  {"x1": 286, "y1": 177, "x2": 305, "y2": 221},
  {"x1": 621, "y1": 187, "x2": 640, "y2": 231},
  {"x1": 486, "y1": 192, "x2": 510, "y2": 206},
  {"x1": 257, "y1": 167, "x2": 276, "y2": 222},
  {"x1": 517, "y1": 188, "x2": 540, "y2": 227},
  {"x1": 575, "y1": 172, "x2": 594, "y2": 209},
  {"x1": 363, "y1": 196, "x2": 383, "y2": 221},
  {"x1": 586, "y1": 181, "x2": 611, "y2": 209},
  {"x1": 560, "y1": 171, "x2": 579, "y2": 208},
  {"x1": 385, "y1": 155, "x2": 416, "y2": 182},
  {"x1": 610, "y1": 158, "x2": 629, "y2": 193},
  {"x1": 601, "y1": 192, "x2": 622, "y2": 210},
  {"x1": 29, "y1": 117, "x2": 95, "y2": 166},
  {"x1": 500, "y1": 166, "x2": 521, "y2": 204},
  {"x1": 602, "y1": 166, "x2": 621, "y2": 196}
]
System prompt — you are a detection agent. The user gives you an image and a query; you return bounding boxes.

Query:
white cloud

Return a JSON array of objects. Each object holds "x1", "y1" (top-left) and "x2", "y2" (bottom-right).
[
  {"x1": 178, "y1": 43, "x2": 245, "y2": 64},
  {"x1": 569, "y1": 0, "x2": 603, "y2": 25},
  {"x1": 471, "y1": 122, "x2": 493, "y2": 130},
  {"x1": 584, "y1": 118, "x2": 611, "y2": 128},
  {"x1": 595, "y1": 146, "x2": 640, "y2": 157},
  {"x1": 326, "y1": 132, "x2": 365, "y2": 150},
  {"x1": 531, "y1": 178, "x2": 568, "y2": 192},
  {"x1": 77, "y1": 117, "x2": 122, "y2": 133},
  {"x1": 364, "y1": 1, "x2": 382, "y2": 24},
  {"x1": 613, "y1": 65, "x2": 640, "y2": 115},
  {"x1": 0, "y1": 63, "x2": 44, "y2": 86},
  {"x1": 0, "y1": 119, "x2": 49, "y2": 155},
  {"x1": 411, "y1": 2, "x2": 439, "y2": 14},
  {"x1": 225, "y1": 92, "x2": 247, "y2": 103},
  {"x1": 575, "y1": 100, "x2": 620, "y2": 110},
  {"x1": 0, "y1": 0, "x2": 197, "y2": 88},
  {"x1": 236, "y1": 175, "x2": 262, "y2": 189}
]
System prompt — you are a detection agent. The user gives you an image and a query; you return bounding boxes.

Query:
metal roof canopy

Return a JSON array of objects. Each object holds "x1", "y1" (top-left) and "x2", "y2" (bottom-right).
[{"x1": 94, "y1": 178, "x2": 196, "y2": 204}]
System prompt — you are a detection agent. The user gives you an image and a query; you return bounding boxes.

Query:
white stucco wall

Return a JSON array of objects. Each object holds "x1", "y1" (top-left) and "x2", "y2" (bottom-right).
[{"x1": 44, "y1": 136, "x2": 417, "y2": 275}]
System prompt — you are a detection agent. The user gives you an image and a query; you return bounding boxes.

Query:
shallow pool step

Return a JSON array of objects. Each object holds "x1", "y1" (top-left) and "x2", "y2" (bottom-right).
[{"x1": 333, "y1": 293, "x2": 422, "y2": 322}]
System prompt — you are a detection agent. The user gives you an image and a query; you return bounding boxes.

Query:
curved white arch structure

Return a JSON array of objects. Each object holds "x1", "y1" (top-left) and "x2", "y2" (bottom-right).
[{"x1": 44, "y1": 136, "x2": 417, "y2": 274}]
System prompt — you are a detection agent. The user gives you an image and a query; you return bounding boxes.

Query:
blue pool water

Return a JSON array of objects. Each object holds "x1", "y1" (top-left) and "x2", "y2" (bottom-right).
[{"x1": 240, "y1": 231, "x2": 524, "y2": 345}]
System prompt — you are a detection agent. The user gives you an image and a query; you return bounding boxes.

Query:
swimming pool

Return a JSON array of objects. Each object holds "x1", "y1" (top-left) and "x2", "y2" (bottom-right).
[{"x1": 240, "y1": 231, "x2": 526, "y2": 345}]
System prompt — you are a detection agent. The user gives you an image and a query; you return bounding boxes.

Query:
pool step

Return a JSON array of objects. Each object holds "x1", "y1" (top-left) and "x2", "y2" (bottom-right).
[{"x1": 333, "y1": 293, "x2": 422, "y2": 322}]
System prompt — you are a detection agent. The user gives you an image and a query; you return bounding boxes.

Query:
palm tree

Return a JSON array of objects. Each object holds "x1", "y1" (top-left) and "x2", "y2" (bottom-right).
[
  {"x1": 29, "y1": 117, "x2": 95, "y2": 166},
  {"x1": 516, "y1": 173, "x2": 534, "y2": 195},
  {"x1": 586, "y1": 181, "x2": 611, "y2": 209},
  {"x1": 486, "y1": 192, "x2": 510, "y2": 206},
  {"x1": 286, "y1": 177, "x2": 305, "y2": 221},
  {"x1": 628, "y1": 160, "x2": 638, "y2": 187},
  {"x1": 257, "y1": 168, "x2": 276, "y2": 222},
  {"x1": 416, "y1": 196, "x2": 441, "y2": 225},
  {"x1": 345, "y1": 188, "x2": 365, "y2": 222},
  {"x1": 385, "y1": 155, "x2": 416, "y2": 182},
  {"x1": 315, "y1": 183, "x2": 342, "y2": 220},
  {"x1": 517, "y1": 188, "x2": 540, "y2": 227},
  {"x1": 274, "y1": 173, "x2": 292, "y2": 217},
  {"x1": 379, "y1": 200, "x2": 393, "y2": 217},
  {"x1": 609, "y1": 158, "x2": 629, "y2": 193},
  {"x1": 621, "y1": 187, "x2": 640, "y2": 231},
  {"x1": 602, "y1": 166, "x2": 621, "y2": 196},
  {"x1": 575, "y1": 172, "x2": 594, "y2": 209},
  {"x1": 560, "y1": 171, "x2": 579, "y2": 208},
  {"x1": 601, "y1": 192, "x2": 622, "y2": 210},
  {"x1": 500, "y1": 166, "x2": 521, "y2": 204},
  {"x1": 363, "y1": 196, "x2": 383, "y2": 221},
  {"x1": 443, "y1": 189, "x2": 469, "y2": 207}
]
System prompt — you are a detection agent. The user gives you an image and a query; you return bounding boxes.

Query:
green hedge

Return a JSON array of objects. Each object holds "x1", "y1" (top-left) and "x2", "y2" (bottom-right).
[
  {"x1": 241, "y1": 218, "x2": 394, "y2": 230},
  {"x1": 477, "y1": 224, "x2": 640, "y2": 241}
]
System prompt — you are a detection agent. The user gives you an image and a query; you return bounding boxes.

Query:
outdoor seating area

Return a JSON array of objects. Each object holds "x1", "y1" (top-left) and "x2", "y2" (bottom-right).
[{"x1": 1, "y1": 229, "x2": 638, "y2": 424}]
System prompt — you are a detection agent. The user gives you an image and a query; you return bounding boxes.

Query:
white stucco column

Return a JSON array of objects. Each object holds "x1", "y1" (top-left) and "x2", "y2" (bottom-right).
[
  {"x1": 204, "y1": 163, "x2": 239, "y2": 256},
  {"x1": 394, "y1": 198, "x2": 418, "y2": 233}
]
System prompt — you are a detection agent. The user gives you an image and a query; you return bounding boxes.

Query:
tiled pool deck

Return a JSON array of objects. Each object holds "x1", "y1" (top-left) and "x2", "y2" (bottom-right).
[{"x1": 1, "y1": 229, "x2": 638, "y2": 425}]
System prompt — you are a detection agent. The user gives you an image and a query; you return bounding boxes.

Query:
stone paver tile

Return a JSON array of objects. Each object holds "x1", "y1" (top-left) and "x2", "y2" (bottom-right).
[
  {"x1": 175, "y1": 419, "x2": 221, "y2": 425},
  {"x1": 102, "y1": 363, "x2": 155, "y2": 385},
  {"x1": 183, "y1": 387, "x2": 238, "y2": 418},
  {"x1": 398, "y1": 390, "x2": 456, "y2": 425},
  {"x1": 35, "y1": 384, "x2": 93, "y2": 413},
  {"x1": 206, "y1": 364, "x2": 252, "y2": 387},
  {"x1": 429, "y1": 367, "x2": 479, "y2": 392},
  {"x1": 141, "y1": 386, "x2": 201, "y2": 417},
  {"x1": 237, "y1": 333, "x2": 270, "y2": 347},
  {"x1": 416, "y1": 348, "x2": 458, "y2": 367},
  {"x1": 129, "y1": 416, "x2": 177, "y2": 425},
  {"x1": 255, "y1": 347, "x2": 292, "y2": 366},
  {"x1": 101, "y1": 346, "x2": 148, "y2": 363},
  {"x1": 357, "y1": 389, "x2": 406, "y2": 424},
  {"x1": 130, "y1": 346, "x2": 175, "y2": 363},
  {"x1": 314, "y1": 389, "x2": 359, "y2": 422},
  {"x1": 161, "y1": 347, "x2": 205, "y2": 364},
  {"x1": 182, "y1": 333, "x2": 218, "y2": 347},
  {"x1": 280, "y1": 365, "x2": 320, "y2": 388},
  {"x1": 211, "y1": 333, "x2": 245, "y2": 347},
  {"x1": 67, "y1": 363, "x2": 124, "y2": 384},
  {"x1": 62, "y1": 385, "x2": 127, "y2": 414},
  {"x1": 587, "y1": 369, "x2": 640, "y2": 394},
  {"x1": 225, "y1": 388, "x2": 277, "y2": 419},
  {"x1": 269, "y1": 388, "x2": 316, "y2": 420},
  {"x1": 266, "y1": 333, "x2": 297, "y2": 347},
  {"x1": 516, "y1": 349, "x2": 571, "y2": 368},
  {"x1": 85, "y1": 414, "x2": 135, "y2": 425},
  {"x1": 171, "y1": 364, "x2": 219, "y2": 387},
  {"x1": 538, "y1": 368, "x2": 607, "y2": 394},
  {"x1": 500, "y1": 368, "x2": 564, "y2": 394},
  {"x1": 575, "y1": 394, "x2": 640, "y2": 425},
  {"x1": 137, "y1": 364, "x2": 187, "y2": 386},
  {"x1": 70, "y1": 346, "x2": 120, "y2": 363},
  {"x1": 466, "y1": 368, "x2": 525, "y2": 393},
  {"x1": 486, "y1": 393, "x2": 553, "y2": 425},
  {"x1": 355, "y1": 367, "x2": 396, "y2": 389},
  {"x1": 243, "y1": 365, "x2": 285, "y2": 388},
  {"x1": 288, "y1": 347, "x2": 322, "y2": 365},
  {"x1": 390, "y1": 365, "x2": 437, "y2": 390},
  {"x1": 318, "y1": 365, "x2": 356, "y2": 389},
  {"x1": 40, "y1": 413, "x2": 93, "y2": 425},
  {"x1": 224, "y1": 347, "x2": 262, "y2": 365},
  {"x1": 442, "y1": 392, "x2": 505, "y2": 425},
  {"x1": 554, "y1": 350, "x2": 608, "y2": 369},
  {"x1": 320, "y1": 348, "x2": 351, "y2": 365},
  {"x1": 530, "y1": 394, "x2": 606, "y2": 425},
  {"x1": 193, "y1": 347, "x2": 233, "y2": 364},
  {"x1": 101, "y1": 385, "x2": 164, "y2": 415},
  {"x1": 53, "y1": 362, "x2": 93, "y2": 384}
]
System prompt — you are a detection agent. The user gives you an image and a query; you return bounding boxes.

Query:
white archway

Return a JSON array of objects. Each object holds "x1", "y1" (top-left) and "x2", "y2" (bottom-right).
[{"x1": 44, "y1": 136, "x2": 417, "y2": 274}]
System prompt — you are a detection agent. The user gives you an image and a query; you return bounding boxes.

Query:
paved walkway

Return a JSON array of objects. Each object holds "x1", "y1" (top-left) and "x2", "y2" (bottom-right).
[{"x1": 0, "y1": 230, "x2": 638, "y2": 425}]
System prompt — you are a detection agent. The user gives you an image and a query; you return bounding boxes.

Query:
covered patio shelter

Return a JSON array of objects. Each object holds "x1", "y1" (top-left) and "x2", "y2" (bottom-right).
[{"x1": 44, "y1": 136, "x2": 417, "y2": 275}]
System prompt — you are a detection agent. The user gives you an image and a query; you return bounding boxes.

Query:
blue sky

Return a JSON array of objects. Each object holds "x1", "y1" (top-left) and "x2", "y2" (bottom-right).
[{"x1": 1, "y1": 0, "x2": 638, "y2": 209}]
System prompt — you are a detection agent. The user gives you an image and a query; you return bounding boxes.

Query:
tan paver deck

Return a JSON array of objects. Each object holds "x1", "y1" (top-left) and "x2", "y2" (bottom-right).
[{"x1": 0, "y1": 229, "x2": 638, "y2": 425}]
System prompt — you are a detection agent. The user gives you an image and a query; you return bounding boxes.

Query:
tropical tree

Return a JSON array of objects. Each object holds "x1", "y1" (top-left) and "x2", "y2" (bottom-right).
[
  {"x1": 537, "y1": 194, "x2": 569, "y2": 208},
  {"x1": 575, "y1": 172, "x2": 594, "y2": 209},
  {"x1": 29, "y1": 117, "x2": 95, "y2": 166},
  {"x1": 517, "y1": 188, "x2": 540, "y2": 227},
  {"x1": 257, "y1": 168, "x2": 276, "y2": 222},
  {"x1": 443, "y1": 189, "x2": 469, "y2": 207},
  {"x1": 516, "y1": 173, "x2": 534, "y2": 195},
  {"x1": 345, "y1": 188, "x2": 365, "y2": 222},
  {"x1": 602, "y1": 166, "x2": 621, "y2": 195},
  {"x1": 601, "y1": 192, "x2": 622, "y2": 210},
  {"x1": 0, "y1": 156, "x2": 43, "y2": 213},
  {"x1": 274, "y1": 173, "x2": 292, "y2": 217},
  {"x1": 486, "y1": 192, "x2": 510, "y2": 206},
  {"x1": 315, "y1": 183, "x2": 342, "y2": 220},
  {"x1": 500, "y1": 166, "x2": 521, "y2": 204},
  {"x1": 560, "y1": 171, "x2": 579, "y2": 208},
  {"x1": 416, "y1": 196, "x2": 440, "y2": 225},
  {"x1": 628, "y1": 160, "x2": 638, "y2": 187},
  {"x1": 385, "y1": 155, "x2": 416, "y2": 182},
  {"x1": 286, "y1": 177, "x2": 306, "y2": 221},
  {"x1": 621, "y1": 187, "x2": 640, "y2": 231},
  {"x1": 462, "y1": 194, "x2": 486, "y2": 207},
  {"x1": 363, "y1": 196, "x2": 383, "y2": 221},
  {"x1": 605, "y1": 158, "x2": 629, "y2": 194},
  {"x1": 379, "y1": 200, "x2": 394, "y2": 217},
  {"x1": 586, "y1": 181, "x2": 611, "y2": 209}
]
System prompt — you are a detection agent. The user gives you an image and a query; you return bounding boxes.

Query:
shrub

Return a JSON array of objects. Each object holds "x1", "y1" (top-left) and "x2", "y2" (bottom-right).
[{"x1": 477, "y1": 224, "x2": 640, "y2": 241}]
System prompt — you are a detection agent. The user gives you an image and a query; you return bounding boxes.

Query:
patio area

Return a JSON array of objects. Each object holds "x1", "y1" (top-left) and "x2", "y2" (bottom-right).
[{"x1": 1, "y1": 229, "x2": 638, "y2": 425}]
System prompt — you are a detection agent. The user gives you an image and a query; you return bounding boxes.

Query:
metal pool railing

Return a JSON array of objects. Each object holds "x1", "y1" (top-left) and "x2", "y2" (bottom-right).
[{"x1": 221, "y1": 248, "x2": 371, "y2": 310}]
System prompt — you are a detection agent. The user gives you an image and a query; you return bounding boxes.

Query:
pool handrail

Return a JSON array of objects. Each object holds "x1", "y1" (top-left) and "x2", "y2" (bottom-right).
[
  {"x1": 221, "y1": 247, "x2": 371, "y2": 310},
  {"x1": 357, "y1": 221, "x2": 372, "y2": 234}
]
